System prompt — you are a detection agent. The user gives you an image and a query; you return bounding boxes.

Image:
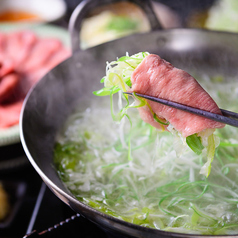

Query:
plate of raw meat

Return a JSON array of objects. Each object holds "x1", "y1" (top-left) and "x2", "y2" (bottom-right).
[{"x1": 0, "y1": 24, "x2": 71, "y2": 146}]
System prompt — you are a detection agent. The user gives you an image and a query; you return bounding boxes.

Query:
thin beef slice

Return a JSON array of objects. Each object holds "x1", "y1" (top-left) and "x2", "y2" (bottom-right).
[{"x1": 131, "y1": 54, "x2": 225, "y2": 137}]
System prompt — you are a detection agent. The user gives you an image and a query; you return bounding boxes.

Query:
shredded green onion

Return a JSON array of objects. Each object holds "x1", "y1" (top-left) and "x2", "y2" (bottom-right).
[
  {"x1": 53, "y1": 53, "x2": 238, "y2": 235},
  {"x1": 93, "y1": 52, "x2": 221, "y2": 176},
  {"x1": 54, "y1": 82, "x2": 238, "y2": 234}
]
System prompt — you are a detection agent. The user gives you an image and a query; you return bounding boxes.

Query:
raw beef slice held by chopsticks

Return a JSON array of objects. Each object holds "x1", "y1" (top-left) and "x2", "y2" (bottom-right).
[{"x1": 131, "y1": 54, "x2": 225, "y2": 137}]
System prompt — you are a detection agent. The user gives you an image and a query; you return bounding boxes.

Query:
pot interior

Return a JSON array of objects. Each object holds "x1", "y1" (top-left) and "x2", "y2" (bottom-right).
[{"x1": 21, "y1": 29, "x2": 238, "y2": 237}]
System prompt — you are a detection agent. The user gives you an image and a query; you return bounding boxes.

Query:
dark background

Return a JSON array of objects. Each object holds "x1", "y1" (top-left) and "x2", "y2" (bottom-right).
[
  {"x1": 58, "y1": 0, "x2": 217, "y2": 29},
  {"x1": 63, "y1": 0, "x2": 216, "y2": 26}
]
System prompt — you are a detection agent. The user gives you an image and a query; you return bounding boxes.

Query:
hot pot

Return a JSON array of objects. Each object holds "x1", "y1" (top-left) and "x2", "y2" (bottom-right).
[{"x1": 20, "y1": 0, "x2": 238, "y2": 237}]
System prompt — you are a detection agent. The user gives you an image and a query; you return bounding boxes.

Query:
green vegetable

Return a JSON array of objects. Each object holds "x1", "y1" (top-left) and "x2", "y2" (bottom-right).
[
  {"x1": 93, "y1": 52, "x2": 221, "y2": 176},
  {"x1": 54, "y1": 88, "x2": 238, "y2": 234},
  {"x1": 106, "y1": 16, "x2": 138, "y2": 32},
  {"x1": 206, "y1": 0, "x2": 238, "y2": 32},
  {"x1": 93, "y1": 52, "x2": 149, "y2": 99},
  {"x1": 54, "y1": 53, "x2": 238, "y2": 234},
  {"x1": 186, "y1": 134, "x2": 204, "y2": 155},
  {"x1": 93, "y1": 52, "x2": 172, "y2": 128}
]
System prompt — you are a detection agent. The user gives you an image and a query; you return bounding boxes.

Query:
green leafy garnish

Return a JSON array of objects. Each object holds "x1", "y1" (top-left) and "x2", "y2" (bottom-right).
[
  {"x1": 186, "y1": 134, "x2": 204, "y2": 155},
  {"x1": 106, "y1": 16, "x2": 138, "y2": 32}
]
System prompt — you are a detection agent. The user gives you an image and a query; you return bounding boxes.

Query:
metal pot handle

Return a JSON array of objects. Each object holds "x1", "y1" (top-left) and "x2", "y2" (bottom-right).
[{"x1": 69, "y1": 0, "x2": 162, "y2": 52}]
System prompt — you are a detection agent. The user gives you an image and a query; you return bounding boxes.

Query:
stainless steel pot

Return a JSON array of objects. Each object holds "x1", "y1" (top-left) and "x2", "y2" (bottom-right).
[{"x1": 20, "y1": 0, "x2": 238, "y2": 237}]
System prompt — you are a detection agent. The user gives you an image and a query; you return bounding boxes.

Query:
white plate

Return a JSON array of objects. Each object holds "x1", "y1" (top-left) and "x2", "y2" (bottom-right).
[{"x1": 0, "y1": 23, "x2": 70, "y2": 146}]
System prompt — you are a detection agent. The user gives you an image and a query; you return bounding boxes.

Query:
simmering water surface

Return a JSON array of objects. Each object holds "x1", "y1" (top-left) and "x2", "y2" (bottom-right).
[{"x1": 54, "y1": 76, "x2": 238, "y2": 235}]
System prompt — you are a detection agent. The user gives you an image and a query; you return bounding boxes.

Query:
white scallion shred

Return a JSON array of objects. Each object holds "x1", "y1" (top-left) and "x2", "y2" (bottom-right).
[{"x1": 94, "y1": 52, "x2": 222, "y2": 177}]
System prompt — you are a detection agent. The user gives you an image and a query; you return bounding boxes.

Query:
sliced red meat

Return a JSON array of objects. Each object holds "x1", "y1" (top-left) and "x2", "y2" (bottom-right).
[
  {"x1": 0, "y1": 73, "x2": 20, "y2": 103},
  {"x1": 27, "y1": 47, "x2": 71, "y2": 84},
  {"x1": 131, "y1": 54, "x2": 225, "y2": 137},
  {"x1": 14, "y1": 31, "x2": 38, "y2": 67},
  {"x1": 23, "y1": 38, "x2": 63, "y2": 72},
  {"x1": 0, "y1": 58, "x2": 15, "y2": 77},
  {"x1": 0, "y1": 33, "x2": 16, "y2": 78},
  {"x1": 0, "y1": 100, "x2": 23, "y2": 128},
  {"x1": 138, "y1": 105, "x2": 165, "y2": 130},
  {"x1": 43, "y1": 47, "x2": 71, "y2": 69},
  {"x1": 0, "y1": 33, "x2": 7, "y2": 58},
  {"x1": 0, "y1": 31, "x2": 70, "y2": 128},
  {"x1": 4, "y1": 32, "x2": 23, "y2": 60}
]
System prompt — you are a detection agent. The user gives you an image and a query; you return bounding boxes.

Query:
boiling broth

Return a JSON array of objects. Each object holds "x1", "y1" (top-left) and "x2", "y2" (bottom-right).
[{"x1": 54, "y1": 76, "x2": 238, "y2": 235}]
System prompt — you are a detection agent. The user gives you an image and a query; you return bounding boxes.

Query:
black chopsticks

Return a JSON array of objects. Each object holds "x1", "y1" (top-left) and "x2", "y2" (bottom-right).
[{"x1": 124, "y1": 92, "x2": 238, "y2": 128}]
